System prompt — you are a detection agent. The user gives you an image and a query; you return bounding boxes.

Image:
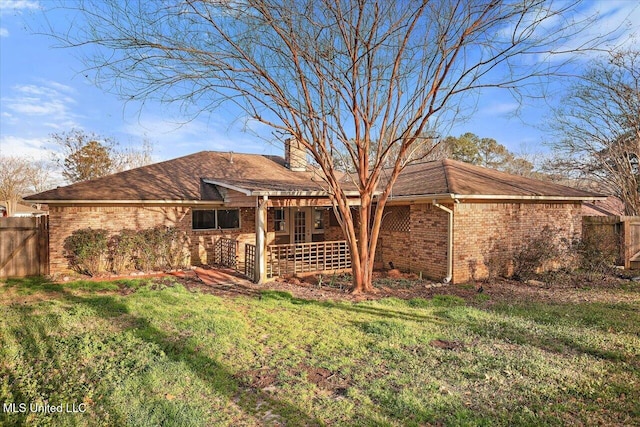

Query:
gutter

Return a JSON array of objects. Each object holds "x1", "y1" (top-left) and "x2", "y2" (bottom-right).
[
  {"x1": 432, "y1": 201, "x2": 453, "y2": 284},
  {"x1": 387, "y1": 193, "x2": 606, "y2": 203},
  {"x1": 20, "y1": 199, "x2": 225, "y2": 206}
]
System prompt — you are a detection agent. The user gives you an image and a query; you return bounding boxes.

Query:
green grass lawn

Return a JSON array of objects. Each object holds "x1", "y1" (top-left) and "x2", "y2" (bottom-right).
[{"x1": 1, "y1": 277, "x2": 638, "y2": 426}]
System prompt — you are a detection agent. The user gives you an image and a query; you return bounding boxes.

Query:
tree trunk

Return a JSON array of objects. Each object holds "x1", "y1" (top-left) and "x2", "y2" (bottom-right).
[{"x1": 350, "y1": 197, "x2": 376, "y2": 294}]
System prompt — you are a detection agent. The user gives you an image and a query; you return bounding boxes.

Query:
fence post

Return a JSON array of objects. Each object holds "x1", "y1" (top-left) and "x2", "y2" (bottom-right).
[{"x1": 622, "y1": 218, "x2": 631, "y2": 269}]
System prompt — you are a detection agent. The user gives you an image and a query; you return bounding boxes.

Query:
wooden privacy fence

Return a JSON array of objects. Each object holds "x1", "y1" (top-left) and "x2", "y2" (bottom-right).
[
  {"x1": 0, "y1": 216, "x2": 49, "y2": 278},
  {"x1": 583, "y1": 216, "x2": 640, "y2": 269}
]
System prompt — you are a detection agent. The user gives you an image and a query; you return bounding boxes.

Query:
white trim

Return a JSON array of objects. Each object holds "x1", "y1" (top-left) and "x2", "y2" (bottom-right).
[
  {"x1": 387, "y1": 193, "x2": 605, "y2": 203},
  {"x1": 453, "y1": 194, "x2": 606, "y2": 201},
  {"x1": 203, "y1": 179, "x2": 364, "y2": 198},
  {"x1": 202, "y1": 179, "x2": 252, "y2": 196},
  {"x1": 22, "y1": 199, "x2": 226, "y2": 205}
]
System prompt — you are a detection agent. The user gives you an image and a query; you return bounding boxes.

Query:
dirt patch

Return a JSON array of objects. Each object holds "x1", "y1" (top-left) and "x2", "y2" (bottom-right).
[
  {"x1": 175, "y1": 268, "x2": 640, "y2": 307},
  {"x1": 236, "y1": 364, "x2": 349, "y2": 395},
  {"x1": 430, "y1": 339, "x2": 465, "y2": 351},
  {"x1": 17, "y1": 265, "x2": 637, "y2": 307},
  {"x1": 236, "y1": 368, "x2": 278, "y2": 389}
]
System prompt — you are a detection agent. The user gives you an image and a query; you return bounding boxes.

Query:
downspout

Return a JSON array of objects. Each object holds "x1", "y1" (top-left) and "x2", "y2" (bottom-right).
[{"x1": 432, "y1": 201, "x2": 453, "y2": 284}]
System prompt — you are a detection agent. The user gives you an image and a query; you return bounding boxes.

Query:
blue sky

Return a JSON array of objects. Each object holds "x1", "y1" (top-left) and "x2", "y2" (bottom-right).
[{"x1": 1, "y1": 0, "x2": 639, "y2": 174}]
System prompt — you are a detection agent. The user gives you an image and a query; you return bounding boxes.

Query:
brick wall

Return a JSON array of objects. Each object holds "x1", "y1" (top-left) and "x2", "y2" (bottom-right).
[
  {"x1": 48, "y1": 205, "x2": 258, "y2": 276},
  {"x1": 50, "y1": 201, "x2": 583, "y2": 282},
  {"x1": 408, "y1": 204, "x2": 449, "y2": 280},
  {"x1": 451, "y1": 202, "x2": 582, "y2": 283},
  {"x1": 376, "y1": 201, "x2": 582, "y2": 284},
  {"x1": 376, "y1": 204, "x2": 449, "y2": 280}
]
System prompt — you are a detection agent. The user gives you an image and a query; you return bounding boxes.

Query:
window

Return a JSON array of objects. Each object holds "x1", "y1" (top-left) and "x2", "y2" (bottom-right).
[
  {"x1": 217, "y1": 209, "x2": 240, "y2": 229},
  {"x1": 192, "y1": 209, "x2": 240, "y2": 230},
  {"x1": 192, "y1": 210, "x2": 216, "y2": 230},
  {"x1": 274, "y1": 208, "x2": 287, "y2": 233},
  {"x1": 313, "y1": 208, "x2": 325, "y2": 231}
]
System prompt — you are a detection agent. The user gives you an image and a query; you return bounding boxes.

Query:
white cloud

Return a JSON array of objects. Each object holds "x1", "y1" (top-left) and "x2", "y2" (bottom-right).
[
  {"x1": 0, "y1": 1, "x2": 39, "y2": 14},
  {"x1": 550, "y1": 1, "x2": 640, "y2": 57},
  {"x1": 479, "y1": 102, "x2": 519, "y2": 116},
  {"x1": 0, "y1": 28, "x2": 8, "y2": 37},
  {"x1": 0, "y1": 135, "x2": 50, "y2": 160},
  {"x1": 120, "y1": 113, "x2": 273, "y2": 160},
  {"x1": 2, "y1": 82, "x2": 80, "y2": 128}
]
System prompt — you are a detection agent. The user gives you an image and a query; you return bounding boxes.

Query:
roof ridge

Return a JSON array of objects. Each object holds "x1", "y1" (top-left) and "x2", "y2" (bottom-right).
[{"x1": 441, "y1": 158, "x2": 454, "y2": 193}]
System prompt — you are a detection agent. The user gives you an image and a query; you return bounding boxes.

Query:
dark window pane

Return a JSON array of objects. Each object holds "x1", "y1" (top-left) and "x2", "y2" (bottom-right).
[
  {"x1": 313, "y1": 209, "x2": 324, "y2": 230},
  {"x1": 193, "y1": 210, "x2": 216, "y2": 229},
  {"x1": 217, "y1": 209, "x2": 240, "y2": 229},
  {"x1": 274, "y1": 208, "x2": 286, "y2": 232}
]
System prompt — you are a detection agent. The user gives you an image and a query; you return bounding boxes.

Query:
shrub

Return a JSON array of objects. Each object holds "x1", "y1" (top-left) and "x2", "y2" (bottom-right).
[
  {"x1": 64, "y1": 228, "x2": 109, "y2": 276},
  {"x1": 483, "y1": 240, "x2": 509, "y2": 281},
  {"x1": 161, "y1": 227, "x2": 189, "y2": 270},
  {"x1": 512, "y1": 226, "x2": 563, "y2": 282},
  {"x1": 135, "y1": 227, "x2": 165, "y2": 271},
  {"x1": 135, "y1": 226, "x2": 189, "y2": 271},
  {"x1": 576, "y1": 228, "x2": 618, "y2": 280},
  {"x1": 109, "y1": 229, "x2": 138, "y2": 274}
]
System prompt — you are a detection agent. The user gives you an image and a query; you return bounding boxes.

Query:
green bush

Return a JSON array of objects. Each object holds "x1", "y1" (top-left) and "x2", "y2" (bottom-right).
[
  {"x1": 64, "y1": 226, "x2": 189, "y2": 276},
  {"x1": 160, "y1": 227, "x2": 189, "y2": 270},
  {"x1": 63, "y1": 228, "x2": 109, "y2": 276},
  {"x1": 135, "y1": 226, "x2": 189, "y2": 271},
  {"x1": 135, "y1": 227, "x2": 165, "y2": 271},
  {"x1": 109, "y1": 229, "x2": 138, "y2": 274}
]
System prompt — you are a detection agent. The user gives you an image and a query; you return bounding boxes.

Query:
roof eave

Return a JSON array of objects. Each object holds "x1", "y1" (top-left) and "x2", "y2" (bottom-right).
[
  {"x1": 453, "y1": 194, "x2": 607, "y2": 201},
  {"x1": 386, "y1": 193, "x2": 605, "y2": 203},
  {"x1": 203, "y1": 179, "x2": 364, "y2": 198},
  {"x1": 23, "y1": 199, "x2": 226, "y2": 205},
  {"x1": 202, "y1": 179, "x2": 252, "y2": 196},
  {"x1": 252, "y1": 190, "x2": 363, "y2": 197}
]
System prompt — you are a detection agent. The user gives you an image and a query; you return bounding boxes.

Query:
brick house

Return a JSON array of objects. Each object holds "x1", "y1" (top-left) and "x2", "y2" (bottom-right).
[{"x1": 25, "y1": 139, "x2": 603, "y2": 284}]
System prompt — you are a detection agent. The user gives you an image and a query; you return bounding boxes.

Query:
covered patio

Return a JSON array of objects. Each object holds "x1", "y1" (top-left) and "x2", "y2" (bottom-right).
[{"x1": 210, "y1": 200, "x2": 354, "y2": 283}]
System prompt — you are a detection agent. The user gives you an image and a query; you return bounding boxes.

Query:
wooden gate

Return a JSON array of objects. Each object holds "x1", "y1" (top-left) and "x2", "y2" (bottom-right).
[
  {"x1": 0, "y1": 216, "x2": 49, "y2": 278},
  {"x1": 583, "y1": 216, "x2": 640, "y2": 269}
]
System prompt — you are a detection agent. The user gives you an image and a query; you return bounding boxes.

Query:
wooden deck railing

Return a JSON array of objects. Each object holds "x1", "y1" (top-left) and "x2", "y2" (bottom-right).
[
  {"x1": 245, "y1": 243, "x2": 256, "y2": 278},
  {"x1": 267, "y1": 240, "x2": 351, "y2": 277},
  {"x1": 214, "y1": 237, "x2": 238, "y2": 269}
]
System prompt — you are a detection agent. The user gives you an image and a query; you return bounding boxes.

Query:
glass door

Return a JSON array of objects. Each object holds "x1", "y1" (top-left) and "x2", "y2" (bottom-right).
[{"x1": 293, "y1": 210, "x2": 307, "y2": 244}]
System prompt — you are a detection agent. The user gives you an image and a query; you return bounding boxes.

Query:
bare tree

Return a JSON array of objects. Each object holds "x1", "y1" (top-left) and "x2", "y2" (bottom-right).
[
  {"x1": 0, "y1": 156, "x2": 51, "y2": 216},
  {"x1": 51, "y1": 0, "x2": 604, "y2": 292},
  {"x1": 115, "y1": 138, "x2": 154, "y2": 172},
  {"x1": 547, "y1": 49, "x2": 640, "y2": 215},
  {"x1": 27, "y1": 160, "x2": 57, "y2": 194}
]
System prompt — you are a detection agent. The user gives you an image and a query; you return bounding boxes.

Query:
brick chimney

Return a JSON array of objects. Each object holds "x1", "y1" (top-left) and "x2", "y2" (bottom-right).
[{"x1": 284, "y1": 138, "x2": 307, "y2": 171}]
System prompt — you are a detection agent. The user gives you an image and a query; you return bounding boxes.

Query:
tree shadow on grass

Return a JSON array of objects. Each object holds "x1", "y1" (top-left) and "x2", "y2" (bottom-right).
[
  {"x1": 1, "y1": 278, "x2": 324, "y2": 426},
  {"x1": 57, "y1": 289, "x2": 323, "y2": 426},
  {"x1": 259, "y1": 290, "x2": 443, "y2": 323}
]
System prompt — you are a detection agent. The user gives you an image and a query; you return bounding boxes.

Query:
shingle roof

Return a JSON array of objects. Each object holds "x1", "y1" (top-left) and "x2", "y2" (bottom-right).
[
  {"x1": 389, "y1": 159, "x2": 603, "y2": 199},
  {"x1": 582, "y1": 196, "x2": 625, "y2": 216},
  {"x1": 25, "y1": 152, "x2": 603, "y2": 203},
  {"x1": 25, "y1": 151, "x2": 329, "y2": 202}
]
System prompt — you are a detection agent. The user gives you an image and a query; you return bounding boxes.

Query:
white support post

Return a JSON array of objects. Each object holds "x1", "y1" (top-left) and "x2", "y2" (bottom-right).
[{"x1": 255, "y1": 195, "x2": 268, "y2": 283}]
